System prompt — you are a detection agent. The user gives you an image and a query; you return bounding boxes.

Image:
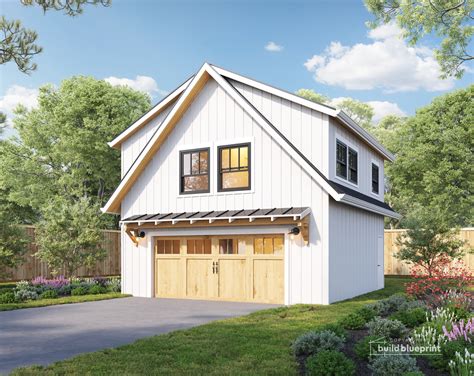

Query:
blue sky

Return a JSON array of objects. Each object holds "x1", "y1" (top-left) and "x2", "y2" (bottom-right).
[{"x1": 1, "y1": 0, "x2": 472, "y2": 131}]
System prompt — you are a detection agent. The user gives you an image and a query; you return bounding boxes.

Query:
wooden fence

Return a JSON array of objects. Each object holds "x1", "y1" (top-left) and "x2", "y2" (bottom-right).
[
  {"x1": 1, "y1": 226, "x2": 121, "y2": 282},
  {"x1": 384, "y1": 228, "x2": 474, "y2": 275}
]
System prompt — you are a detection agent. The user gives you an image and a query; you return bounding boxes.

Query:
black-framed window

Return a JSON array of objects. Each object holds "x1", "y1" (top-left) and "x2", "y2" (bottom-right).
[
  {"x1": 180, "y1": 148, "x2": 210, "y2": 194},
  {"x1": 372, "y1": 163, "x2": 379, "y2": 194},
  {"x1": 336, "y1": 141, "x2": 347, "y2": 179},
  {"x1": 218, "y1": 143, "x2": 251, "y2": 191},
  {"x1": 336, "y1": 139, "x2": 358, "y2": 184},
  {"x1": 348, "y1": 148, "x2": 358, "y2": 184}
]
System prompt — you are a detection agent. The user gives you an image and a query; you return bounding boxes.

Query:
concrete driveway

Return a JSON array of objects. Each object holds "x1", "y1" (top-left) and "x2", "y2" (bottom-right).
[{"x1": 0, "y1": 297, "x2": 278, "y2": 374}]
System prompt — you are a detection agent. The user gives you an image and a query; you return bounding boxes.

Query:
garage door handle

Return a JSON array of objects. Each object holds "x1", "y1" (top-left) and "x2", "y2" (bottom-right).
[{"x1": 212, "y1": 261, "x2": 219, "y2": 274}]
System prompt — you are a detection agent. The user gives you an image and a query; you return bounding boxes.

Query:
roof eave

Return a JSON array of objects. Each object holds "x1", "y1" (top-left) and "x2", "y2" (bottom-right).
[{"x1": 338, "y1": 194, "x2": 401, "y2": 219}]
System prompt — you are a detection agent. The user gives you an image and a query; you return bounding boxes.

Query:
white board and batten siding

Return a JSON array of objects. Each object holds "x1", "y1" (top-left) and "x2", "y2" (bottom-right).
[
  {"x1": 120, "y1": 78, "x2": 333, "y2": 304},
  {"x1": 328, "y1": 200, "x2": 384, "y2": 303}
]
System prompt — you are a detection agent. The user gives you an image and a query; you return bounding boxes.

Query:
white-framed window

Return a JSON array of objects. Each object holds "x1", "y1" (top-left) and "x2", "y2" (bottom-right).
[{"x1": 336, "y1": 138, "x2": 358, "y2": 185}]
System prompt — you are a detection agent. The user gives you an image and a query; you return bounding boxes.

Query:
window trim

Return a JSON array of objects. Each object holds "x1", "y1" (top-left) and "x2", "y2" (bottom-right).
[
  {"x1": 179, "y1": 147, "x2": 210, "y2": 195},
  {"x1": 335, "y1": 137, "x2": 358, "y2": 187},
  {"x1": 371, "y1": 161, "x2": 380, "y2": 195},
  {"x1": 217, "y1": 142, "x2": 251, "y2": 192}
]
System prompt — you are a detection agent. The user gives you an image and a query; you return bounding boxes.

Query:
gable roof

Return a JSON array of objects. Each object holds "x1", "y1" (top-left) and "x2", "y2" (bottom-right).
[
  {"x1": 108, "y1": 75, "x2": 194, "y2": 149},
  {"x1": 102, "y1": 63, "x2": 400, "y2": 219}
]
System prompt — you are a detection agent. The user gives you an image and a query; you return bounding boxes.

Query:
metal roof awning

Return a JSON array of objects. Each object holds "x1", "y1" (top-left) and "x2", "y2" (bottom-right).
[{"x1": 121, "y1": 207, "x2": 311, "y2": 226}]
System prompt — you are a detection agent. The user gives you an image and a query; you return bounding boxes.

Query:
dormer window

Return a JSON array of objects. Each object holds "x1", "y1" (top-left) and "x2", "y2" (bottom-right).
[
  {"x1": 180, "y1": 148, "x2": 210, "y2": 194},
  {"x1": 336, "y1": 139, "x2": 358, "y2": 185},
  {"x1": 218, "y1": 143, "x2": 251, "y2": 191}
]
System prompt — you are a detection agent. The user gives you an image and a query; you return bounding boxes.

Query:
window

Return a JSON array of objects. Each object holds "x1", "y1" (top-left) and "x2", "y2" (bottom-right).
[
  {"x1": 219, "y1": 239, "x2": 246, "y2": 254},
  {"x1": 336, "y1": 139, "x2": 358, "y2": 185},
  {"x1": 187, "y1": 239, "x2": 211, "y2": 254},
  {"x1": 218, "y1": 143, "x2": 250, "y2": 191},
  {"x1": 254, "y1": 236, "x2": 284, "y2": 255},
  {"x1": 372, "y1": 163, "x2": 379, "y2": 194},
  {"x1": 348, "y1": 148, "x2": 358, "y2": 184},
  {"x1": 156, "y1": 239, "x2": 180, "y2": 254},
  {"x1": 336, "y1": 141, "x2": 347, "y2": 179},
  {"x1": 180, "y1": 148, "x2": 209, "y2": 194}
]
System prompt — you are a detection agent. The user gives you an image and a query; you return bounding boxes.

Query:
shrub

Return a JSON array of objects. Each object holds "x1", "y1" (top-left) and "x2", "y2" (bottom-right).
[
  {"x1": 318, "y1": 323, "x2": 347, "y2": 339},
  {"x1": 398, "y1": 299, "x2": 427, "y2": 312},
  {"x1": 408, "y1": 324, "x2": 447, "y2": 349},
  {"x1": 430, "y1": 339, "x2": 474, "y2": 371},
  {"x1": 448, "y1": 348, "x2": 473, "y2": 376},
  {"x1": 57, "y1": 284, "x2": 73, "y2": 296},
  {"x1": 14, "y1": 280, "x2": 38, "y2": 301},
  {"x1": 354, "y1": 335, "x2": 390, "y2": 360},
  {"x1": 438, "y1": 289, "x2": 473, "y2": 313},
  {"x1": 89, "y1": 285, "x2": 107, "y2": 295},
  {"x1": 356, "y1": 305, "x2": 377, "y2": 321},
  {"x1": 71, "y1": 287, "x2": 89, "y2": 296},
  {"x1": 366, "y1": 317, "x2": 408, "y2": 339},
  {"x1": 292, "y1": 330, "x2": 345, "y2": 357},
  {"x1": 0, "y1": 291, "x2": 17, "y2": 304},
  {"x1": 367, "y1": 294, "x2": 407, "y2": 317},
  {"x1": 341, "y1": 313, "x2": 366, "y2": 330},
  {"x1": 31, "y1": 275, "x2": 69, "y2": 290},
  {"x1": 443, "y1": 318, "x2": 474, "y2": 343},
  {"x1": 92, "y1": 276, "x2": 108, "y2": 287},
  {"x1": 390, "y1": 308, "x2": 427, "y2": 328},
  {"x1": 39, "y1": 289, "x2": 58, "y2": 299},
  {"x1": 106, "y1": 277, "x2": 121, "y2": 293},
  {"x1": 305, "y1": 350, "x2": 355, "y2": 376},
  {"x1": 369, "y1": 354, "x2": 419, "y2": 376}
]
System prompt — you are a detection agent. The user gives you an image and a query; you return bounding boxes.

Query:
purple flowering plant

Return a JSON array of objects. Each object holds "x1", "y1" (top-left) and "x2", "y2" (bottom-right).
[
  {"x1": 31, "y1": 275, "x2": 70, "y2": 289},
  {"x1": 443, "y1": 318, "x2": 474, "y2": 343}
]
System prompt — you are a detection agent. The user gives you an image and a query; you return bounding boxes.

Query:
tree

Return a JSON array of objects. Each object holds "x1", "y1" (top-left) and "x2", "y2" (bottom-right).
[
  {"x1": 333, "y1": 98, "x2": 374, "y2": 129},
  {"x1": 396, "y1": 206, "x2": 468, "y2": 277},
  {"x1": 0, "y1": 76, "x2": 150, "y2": 226},
  {"x1": 0, "y1": 213, "x2": 29, "y2": 278},
  {"x1": 295, "y1": 89, "x2": 330, "y2": 104},
  {"x1": 365, "y1": 0, "x2": 474, "y2": 78},
  {"x1": 296, "y1": 89, "x2": 375, "y2": 130},
  {"x1": 1, "y1": 0, "x2": 110, "y2": 73},
  {"x1": 0, "y1": 111, "x2": 6, "y2": 134},
  {"x1": 34, "y1": 197, "x2": 106, "y2": 277},
  {"x1": 386, "y1": 85, "x2": 473, "y2": 227}
]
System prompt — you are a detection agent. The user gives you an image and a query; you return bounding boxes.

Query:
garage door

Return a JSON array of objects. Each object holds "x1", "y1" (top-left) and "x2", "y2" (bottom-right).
[{"x1": 154, "y1": 235, "x2": 284, "y2": 304}]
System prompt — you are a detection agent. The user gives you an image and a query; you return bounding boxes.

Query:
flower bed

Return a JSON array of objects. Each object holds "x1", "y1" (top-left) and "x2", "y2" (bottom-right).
[
  {"x1": 292, "y1": 292, "x2": 473, "y2": 376},
  {"x1": 0, "y1": 276, "x2": 121, "y2": 304}
]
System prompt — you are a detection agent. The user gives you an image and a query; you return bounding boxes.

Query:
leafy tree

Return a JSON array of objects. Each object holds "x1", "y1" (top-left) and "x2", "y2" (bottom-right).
[
  {"x1": 34, "y1": 197, "x2": 106, "y2": 277},
  {"x1": 386, "y1": 85, "x2": 473, "y2": 227},
  {"x1": 334, "y1": 97, "x2": 374, "y2": 129},
  {"x1": 1, "y1": 1, "x2": 110, "y2": 73},
  {"x1": 0, "y1": 213, "x2": 30, "y2": 278},
  {"x1": 0, "y1": 76, "x2": 150, "y2": 225},
  {"x1": 296, "y1": 89, "x2": 375, "y2": 130},
  {"x1": 0, "y1": 111, "x2": 6, "y2": 135},
  {"x1": 295, "y1": 89, "x2": 330, "y2": 104},
  {"x1": 365, "y1": 0, "x2": 474, "y2": 78},
  {"x1": 396, "y1": 206, "x2": 468, "y2": 276}
]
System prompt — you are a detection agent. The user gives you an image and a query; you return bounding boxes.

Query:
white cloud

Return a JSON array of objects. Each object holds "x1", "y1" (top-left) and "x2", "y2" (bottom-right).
[
  {"x1": 265, "y1": 41, "x2": 284, "y2": 52},
  {"x1": 330, "y1": 96, "x2": 406, "y2": 123},
  {"x1": 104, "y1": 75, "x2": 167, "y2": 97},
  {"x1": 366, "y1": 100, "x2": 406, "y2": 122},
  {"x1": 304, "y1": 23, "x2": 454, "y2": 92},
  {"x1": 0, "y1": 85, "x2": 39, "y2": 132}
]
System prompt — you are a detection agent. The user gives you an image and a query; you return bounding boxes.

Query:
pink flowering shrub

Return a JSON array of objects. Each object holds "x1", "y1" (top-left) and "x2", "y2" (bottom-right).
[
  {"x1": 443, "y1": 318, "x2": 474, "y2": 343},
  {"x1": 31, "y1": 275, "x2": 70, "y2": 289}
]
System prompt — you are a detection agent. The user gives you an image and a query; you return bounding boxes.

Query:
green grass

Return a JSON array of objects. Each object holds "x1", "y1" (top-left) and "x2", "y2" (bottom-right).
[
  {"x1": 12, "y1": 277, "x2": 410, "y2": 376},
  {"x1": 0, "y1": 293, "x2": 129, "y2": 312}
]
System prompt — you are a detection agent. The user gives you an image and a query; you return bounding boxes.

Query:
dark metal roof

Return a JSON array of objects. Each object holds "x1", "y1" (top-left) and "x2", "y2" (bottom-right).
[
  {"x1": 328, "y1": 180, "x2": 396, "y2": 213},
  {"x1": 121, "y1": 207, "x2": 310, "y2": 224}
]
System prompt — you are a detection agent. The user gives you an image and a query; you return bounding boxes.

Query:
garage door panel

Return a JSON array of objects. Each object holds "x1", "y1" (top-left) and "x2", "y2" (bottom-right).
[
  {"x1": 155, "y1": 258, "x2": 182, "y2": 297},
  {"x1": 186, "y1": 258, "x2": 214, "y2": 298},
  {"x1": 218, "y1": 258, "x2": 247, "y2": 301},
  {"x1": 252, "y1": 259, "x2": 284, "y2": 304}
]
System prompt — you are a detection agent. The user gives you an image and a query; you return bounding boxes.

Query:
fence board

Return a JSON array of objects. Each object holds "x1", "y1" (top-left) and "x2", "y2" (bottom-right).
[
  {"x1": 1, "y1": 226, "x2": 121, "y2": 282},
  {"x1": 384, "y1": 228, "x2": 474, "y2": 275}
]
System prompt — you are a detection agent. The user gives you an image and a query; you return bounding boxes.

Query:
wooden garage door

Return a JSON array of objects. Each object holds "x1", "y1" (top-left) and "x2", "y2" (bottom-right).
[{"x1": 154, "y1": 235, "x2": 284, "y2": 304}]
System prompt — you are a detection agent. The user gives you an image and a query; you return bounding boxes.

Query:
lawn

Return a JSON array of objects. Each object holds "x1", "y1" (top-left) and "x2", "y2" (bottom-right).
[
  {"x1": 12, "y1": 277, "x2": 411, "y2": 376},
  {"x1": 0, "y1": 292, "x2": 129, "y2": 312}
]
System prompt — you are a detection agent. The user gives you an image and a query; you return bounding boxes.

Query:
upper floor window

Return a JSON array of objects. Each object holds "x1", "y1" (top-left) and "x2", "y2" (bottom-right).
[
  {"x1": 218, "y1": 143, "x2": 251, "y2": 191},
  {"x1": 336, "y1": 139, "x2": 358, "y2": 185},
  {"x1": 372, "y1": 163, "x2": 379, "y2": 194},
  {"x1": 180, "y1": 148, "x2": 210, "y2": 194}
]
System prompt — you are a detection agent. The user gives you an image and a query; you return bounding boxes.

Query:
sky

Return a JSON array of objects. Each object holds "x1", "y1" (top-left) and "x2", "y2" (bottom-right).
[{"x1": 1, "y1": 0, "x2": 472, "y2": 137}]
